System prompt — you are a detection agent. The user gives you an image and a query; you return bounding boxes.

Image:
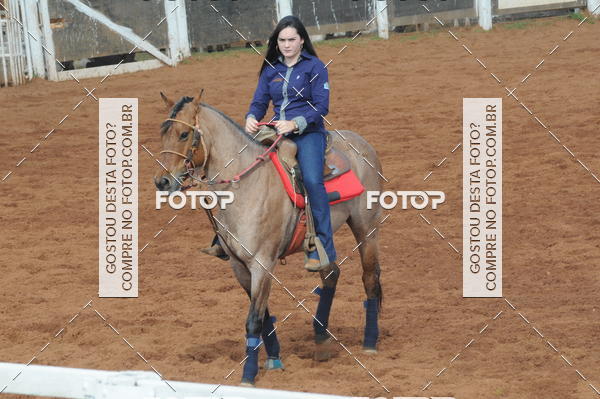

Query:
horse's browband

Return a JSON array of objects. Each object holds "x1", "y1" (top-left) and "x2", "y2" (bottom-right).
[
  {"x1": 164, "y1": 118, "x2": 197, "y2": 131},
  {"x1": 160, "y1": 115, "x2": 283, "y2": 187},
  {"x1": 159, "y1": 114, "x2": 208, "y2": 176}
]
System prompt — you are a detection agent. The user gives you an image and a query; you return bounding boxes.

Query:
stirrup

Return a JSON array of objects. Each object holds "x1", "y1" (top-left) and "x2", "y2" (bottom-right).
[
  {"x1": 302, "y1": 198, "x2": 330, "y2": 272},
  {"x1": 304, "y1": 257, "x2": 329, "y2": 272}
]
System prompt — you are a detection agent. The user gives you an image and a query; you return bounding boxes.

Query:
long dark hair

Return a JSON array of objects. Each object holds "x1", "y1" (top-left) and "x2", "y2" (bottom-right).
[{"x1": 259, "y1": 16, "x2": 317, "y2": 75}]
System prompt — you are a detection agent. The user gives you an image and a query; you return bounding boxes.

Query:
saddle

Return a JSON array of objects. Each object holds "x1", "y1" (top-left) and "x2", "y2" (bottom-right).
[
  {"x1": 255, "y1": 125, "x2": 351, "y2": 182},
  {"x1": 255, "y1": 124, "x2": 365, "y2": 260}
]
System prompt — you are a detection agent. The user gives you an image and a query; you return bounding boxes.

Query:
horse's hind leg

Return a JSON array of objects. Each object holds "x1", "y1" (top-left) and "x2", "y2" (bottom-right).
[
  {"x1": 262, "y1": 307, "x2": 284, "y2": 370},
  {"x1": 313, "y1": 262, "x2": 340, "y2": 361},
  {"x1": 348, "y1": 217, "x2": 383, "y2": 353}
]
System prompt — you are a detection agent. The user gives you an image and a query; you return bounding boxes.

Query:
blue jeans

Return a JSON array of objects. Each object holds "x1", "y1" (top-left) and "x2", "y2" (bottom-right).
[{"x1": 289, "y1": 130, "x2": 337, "y2": 263}]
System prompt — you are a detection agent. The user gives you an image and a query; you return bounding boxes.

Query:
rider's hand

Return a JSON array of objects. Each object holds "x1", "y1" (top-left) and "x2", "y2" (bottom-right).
[
  {"x1": 245, "y1": 116, "x2": 259, "y2": 134},
  {"x1": 275, "y1": 120, "x2": 298, "y2": 136}
]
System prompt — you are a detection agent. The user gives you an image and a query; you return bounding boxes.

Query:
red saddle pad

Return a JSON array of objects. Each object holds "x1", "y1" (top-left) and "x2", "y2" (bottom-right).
[{"x1": 269, "y1": 152, "x2": 365, "y2": 209}]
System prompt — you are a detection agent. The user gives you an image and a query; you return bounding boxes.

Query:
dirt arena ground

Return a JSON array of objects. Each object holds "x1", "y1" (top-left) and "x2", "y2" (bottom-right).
[{"x1": 1, "y1": 14, "x2": 599, "y2": 399}]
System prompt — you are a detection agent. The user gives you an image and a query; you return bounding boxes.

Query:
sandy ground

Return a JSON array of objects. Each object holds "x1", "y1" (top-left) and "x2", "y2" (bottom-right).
[{"x1": 1, "y1": 14, "x2": 599, "y2": 399}]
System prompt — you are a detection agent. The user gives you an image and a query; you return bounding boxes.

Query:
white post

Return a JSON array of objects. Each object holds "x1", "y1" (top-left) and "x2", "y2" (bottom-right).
[
  {"x1": 176, "y1": 0, "x2": 190, "y2": 57},
  {"x1": 15, "y1": 0, "x2": 26, "y2": 84},
  {"x1": 589, "y1": 0, "x2": 600, "y2": 15},
  {"x1": 165, "y1": 0, "x2": 190, "y2": 63},
  {"x1": 38, "y1": 0, "x2": 58, "y2": 80},
  {"x1": 6, "y1": 0, "x2": 17, "y2": 84},
  {"x1": 374, "y1": 0, "x2": 389, "y2": 39},
  {"x1": 0, "y1": 18, "x2": 8, "y2": 86},
  {"x1": 165, "y1": 0, "x2": 177, "y2": 63},
  {"x1": 477, "y1": 0, "x2": 492, "y2": 31},
  {"x1": 23, "y1": 0, "x2": 46, "y2": 77},
  {"x1": 276, "y1": 0, "x2": 293, "y2": 20},
  {"x1": 11, "y1": 0, "x2": 25, "y2": 85},
  {"x1": 16, "y1": 0, "x2": 32, "y2": 82}
]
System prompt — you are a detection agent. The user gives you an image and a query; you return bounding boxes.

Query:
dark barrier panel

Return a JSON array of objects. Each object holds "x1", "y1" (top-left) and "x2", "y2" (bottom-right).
[
  {"x1": 293, "y1": 0, "x2": 373, "y2": 35},
  {"x1": 392, "y1": 0, "x2": 474, "y2": 16},
  {"x1": 186, "y1": 0, "x2": 276, "y2": 50},
  {"x1": 49, "y1": 0, "x2": 168, "y2": 62},
  {"x1": 389, "y1": 0, "x2": 476, "y2": 25}
]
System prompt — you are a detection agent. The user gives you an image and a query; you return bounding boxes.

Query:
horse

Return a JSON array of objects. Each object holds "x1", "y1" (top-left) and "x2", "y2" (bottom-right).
[{"x1": 154, "y1": 91, "x2": 384, "y2": 386}]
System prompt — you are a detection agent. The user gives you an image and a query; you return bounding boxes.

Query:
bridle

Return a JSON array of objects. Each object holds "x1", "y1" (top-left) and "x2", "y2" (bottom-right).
[
  {"x1": 160, "y1": 111, "x2": 283, "y2": 190},
  {"x1": 157, "y1": 96, "x2": 287, "y2": 262},
  {"x1": 159, "y1": 112, "x2": 209, "y2": 190}
]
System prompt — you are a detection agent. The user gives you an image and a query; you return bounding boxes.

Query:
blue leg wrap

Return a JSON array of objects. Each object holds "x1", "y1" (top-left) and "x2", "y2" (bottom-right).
[
  {"x1": 313, "y1": 286, "x2": 336, "y2": 336},
  {"x1": 363, "y1": 298, "x2": 379, "y2": 349},
  {"x1": 241, "y1": 334, "x2": 261, "y2": 384},
  {"x1": 261, "y1": 315, "x2": 280, "y2": 359}
]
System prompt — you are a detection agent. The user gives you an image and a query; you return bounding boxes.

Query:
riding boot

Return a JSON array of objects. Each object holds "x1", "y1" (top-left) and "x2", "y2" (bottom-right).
[{"x1": 200, "y1": 234, "x2": 230, "y2": 261}]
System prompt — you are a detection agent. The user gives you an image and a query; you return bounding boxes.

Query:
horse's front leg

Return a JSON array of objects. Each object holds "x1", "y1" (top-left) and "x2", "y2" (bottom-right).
[
  {"x1": 241, "y1": 264, "x2": 273, "y2": 386},
  {"x1": 230, "y1": 258, "x2": 281, "y2": 364}
]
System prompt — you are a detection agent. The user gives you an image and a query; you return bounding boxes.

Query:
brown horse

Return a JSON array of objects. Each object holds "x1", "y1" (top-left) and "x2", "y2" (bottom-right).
[{"x1": 154, "y1": 92, "x2": 384, "y2": 386}]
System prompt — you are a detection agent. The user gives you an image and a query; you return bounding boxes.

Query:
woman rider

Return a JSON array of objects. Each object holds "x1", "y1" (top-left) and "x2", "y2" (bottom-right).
[{"x1": 204, "y1": 15, "x2": 336, "y2": 272}]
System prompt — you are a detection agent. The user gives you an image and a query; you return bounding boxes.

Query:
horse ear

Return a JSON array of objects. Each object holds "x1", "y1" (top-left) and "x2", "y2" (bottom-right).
[
  {"x1": 160, "y1": 91, "x2": 174, "y2": 109},
  {"x1": 192, "y1": 89, "x2": 204, "y2": 107}
]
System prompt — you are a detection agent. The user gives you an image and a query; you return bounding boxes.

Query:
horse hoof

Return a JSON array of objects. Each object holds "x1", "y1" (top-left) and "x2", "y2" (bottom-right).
[
  {"x1": 264, "y1": 357, "x2": 285, "y2": 370},
  {"x1": 363, "y1": 347, "x2": 378, "y2": 354},
  {"x1": 240, "y1": 379, "x2": 255, "y2": 387},
  {"x1": 314, "y1": 337, "x2": 334, "y2": 362}
]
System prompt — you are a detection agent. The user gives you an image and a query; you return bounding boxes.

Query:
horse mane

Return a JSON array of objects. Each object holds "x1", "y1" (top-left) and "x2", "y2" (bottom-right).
[
  {"x1": 199, "y1": 102, "x2": 263, "y2": 145},
  {"x1": 160, "y1": 96, "x2": 263, "y2": 149}
]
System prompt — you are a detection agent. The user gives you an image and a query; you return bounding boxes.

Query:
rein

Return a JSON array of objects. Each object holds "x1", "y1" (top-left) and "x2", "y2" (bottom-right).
[
  {"x1": 159, "y1": 111, "x2": 284, "y2": 262},
  {"x1": 218, "y1": 122, "x2": 284, "y2": 184},
  {"x1": 161, "y1": 117, "x2": 283, "y2": 190}
]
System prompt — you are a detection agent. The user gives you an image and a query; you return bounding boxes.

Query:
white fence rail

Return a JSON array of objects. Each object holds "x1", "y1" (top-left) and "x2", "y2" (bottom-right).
[
  {"x1": 0, "y1": 362, "x2": 356, "y2": 399},
  {"x1": 0, "y1": 362, "x2": 458, "y2": 399},
  {"x1": 2, "y1": 0, "x2": 598, "y2": 85}
]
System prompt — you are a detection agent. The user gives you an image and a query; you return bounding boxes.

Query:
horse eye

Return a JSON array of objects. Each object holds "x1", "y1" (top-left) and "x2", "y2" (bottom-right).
[{"x1": 180, "y1": 130, "x2": 190, "y2": 140}]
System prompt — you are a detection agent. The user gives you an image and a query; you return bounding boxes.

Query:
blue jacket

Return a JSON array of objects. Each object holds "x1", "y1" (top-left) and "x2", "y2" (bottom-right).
[{"x1": 246, "y1": 49, "x2": 329, "y2": 134}]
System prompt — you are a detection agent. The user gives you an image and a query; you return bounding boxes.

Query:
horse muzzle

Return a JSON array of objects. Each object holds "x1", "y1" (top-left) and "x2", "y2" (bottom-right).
[{"x1": 154, "y1": 174, "x2": 182, "y2": 193}]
